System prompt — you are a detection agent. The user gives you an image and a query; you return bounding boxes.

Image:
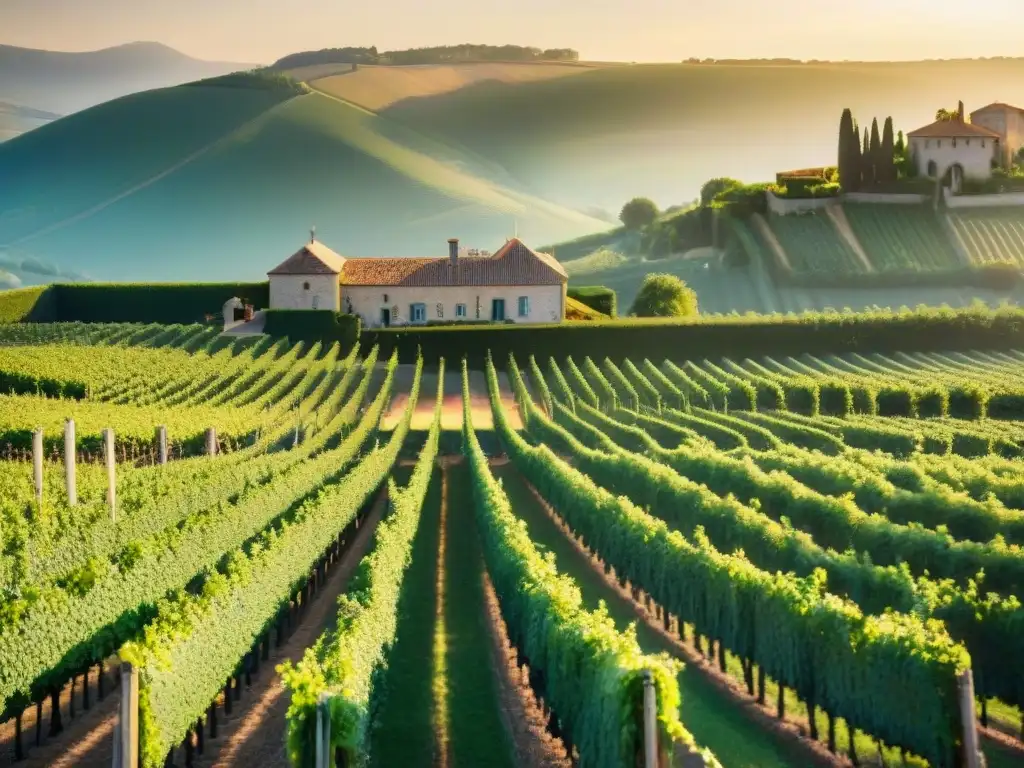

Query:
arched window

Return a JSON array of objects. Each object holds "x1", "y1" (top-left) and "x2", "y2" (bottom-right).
[
  {"x1": 303, "y1": 281, "x2": 311, "y2": 290},
  {"x1": 927, "y1": 160, "x2": 938, "y2": 177}
]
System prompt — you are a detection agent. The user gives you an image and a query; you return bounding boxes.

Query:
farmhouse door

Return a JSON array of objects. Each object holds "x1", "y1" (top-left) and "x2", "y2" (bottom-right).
[
  {"x1": 491, "y1": 298, "x2": 505, "y2": 321},
  {"x1": 380, "y1": 308, "x2": 391, "y2": 327}
]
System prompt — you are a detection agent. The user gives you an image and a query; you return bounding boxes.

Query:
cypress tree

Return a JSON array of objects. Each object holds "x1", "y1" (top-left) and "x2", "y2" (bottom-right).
[
  {"x1": 895, "y1": 129, "x2": 905, "y2": 155},
  {"x1": 881, "y1": 117, "x2": 896, "y2": 183},
  {"x1": 851, "y1": 120, "x2": 862, "y2": 190},
  {"x1": 869, "y1": 118, "x2": 882, "y2": 186},
  {"x1": 862, "y1": 127, "x2": 872, "y2": 186},
  {"x1": 838, "y1": 108, "x2": 856, "y2": 191}
]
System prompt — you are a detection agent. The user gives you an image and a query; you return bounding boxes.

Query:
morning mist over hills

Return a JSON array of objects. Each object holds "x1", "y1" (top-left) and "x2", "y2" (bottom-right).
[{"x1": 3, "y1": 0, "x2": 1024, "y2": 304}]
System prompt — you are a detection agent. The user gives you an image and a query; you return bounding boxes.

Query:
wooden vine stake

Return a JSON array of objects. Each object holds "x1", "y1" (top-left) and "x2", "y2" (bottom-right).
[
  {"x1": 103, "y1": 428, "x2": 116, "y2": 521},
  {"x1": 32, "y1": 428, "x2": 43, "y2": 506},
  {"x1": 643, "y1": 670, "x2": 659, "y2": 768},
  {"x1": 205, "y1": 427, "x2": 217, "y2": 457},
  {"x1": 111, "y1": 662, "x2": 139, "y2": 768},
  {"x1": 65, "y1": 419, "x2": 77, "y2": 506},
  {"x1": 957, "y1": 669, "x2": 983, "y2": 768},
  {"x1": 156, "y1": 425, "x2": 168, "y2": 465},
  {"x1": 315, "y1": 693, "x2": 333, "y2": 768}
]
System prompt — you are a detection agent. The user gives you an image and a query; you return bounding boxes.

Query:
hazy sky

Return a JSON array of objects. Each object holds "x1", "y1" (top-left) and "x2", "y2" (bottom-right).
[{"x1": 2, "y1": 0, "x2": 1022, "y2": 64}]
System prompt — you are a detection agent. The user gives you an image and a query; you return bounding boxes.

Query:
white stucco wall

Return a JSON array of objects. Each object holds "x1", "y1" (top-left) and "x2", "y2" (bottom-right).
[
  {"x1": 269, "y1": 274, "x2": 340, "y2": 311},
  {"x1": 910, "y1": 136, "x2": 994, "y2": 181},
  {"x1": 342, "y1": 284, "x2": 564, "y2": 328}
]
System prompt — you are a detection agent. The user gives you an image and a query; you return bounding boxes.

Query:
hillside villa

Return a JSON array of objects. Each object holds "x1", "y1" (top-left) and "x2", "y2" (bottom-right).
[
  {"x1": 267, "y1": 235, "x2": 568, "y2": 327},
  {"x1": 907, "y1": 101, "x2": 1024, "y2": 191}
]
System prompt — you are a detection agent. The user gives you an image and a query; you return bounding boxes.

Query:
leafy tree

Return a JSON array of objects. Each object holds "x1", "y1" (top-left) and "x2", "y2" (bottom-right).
[
  {"x1": 629, "y1": 273, "x2": 698, "y2": 317},
  {"x1": 619, "y1": 197, "x2": 660, "y2": 230},
  {"x1": 936, "y1": 108, "x2": 957, "y2": 122},
  {"x1": 700, "y1": 178, "x2": 741, "y2": 207},
  {"x1": 895, "y1": 129, "x2": 906, "y2": 155}
]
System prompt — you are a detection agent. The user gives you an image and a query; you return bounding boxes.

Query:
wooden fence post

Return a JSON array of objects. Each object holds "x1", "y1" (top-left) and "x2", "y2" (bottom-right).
[
  {"x1": 205, "y1": 427, "x2": 217, "y2": 457},
  {"x1": 112, "y1": 662, "x2": 138, "y2": 768},
  {"x1": 65, "y1": 419, "x2": 77, "y2": 506},
  {"x1": 958, "y1": 670, "x2": 983, "y2": 768},
  {"x1": 103, "y1": 428, "x2": 116, "y2": 521},
  {"x1": 32, "y1": 428, "x2": 43, "y2": 506},
  {"x1": 156, "y1": 425, "x2": 168, "y2": 465}
]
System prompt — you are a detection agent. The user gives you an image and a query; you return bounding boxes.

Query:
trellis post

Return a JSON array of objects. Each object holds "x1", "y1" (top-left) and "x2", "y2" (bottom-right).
[
  {"x1": 643, "y1": 670, "x2": 659, "y2": 768},
  {"x1": 111, "y1": 662, "x2": 138, "y2": 768},
  {"x1": 205, "y1": 427, "x2": 217, "y2": 457},
  {"x1": 156, "y1": 425, "x2": 168, "y2": 465},
  {"x1": 65, "y1": 419, "x2": 77, "y2": 506},
  {"x1": 958, "y1": 670, "x2": 983, "y2": 768},
  {"x1": 315, "y1": 693, "x2": 332, "y2": 768},
  {"x1": 32, "y1": 428, "x2": 43, "y2": 506},
  {"x1": 103, "y1": 428, "x2": 116, "y2": 520}
]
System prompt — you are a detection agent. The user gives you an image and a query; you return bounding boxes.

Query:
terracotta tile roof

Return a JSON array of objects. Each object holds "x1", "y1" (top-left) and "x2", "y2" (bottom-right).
[
  {"x1": 971, "y1": 102, "x2": 1024, "y2": 117},
  {"x1": 339, "y1": 238, "x2": 567, "y2": 287},
  {"x1": 907, "y1": 119, "x2": 1000, "y2": 139},
  {"x1": 267, "y1": 240, "x2": 345, "y2": 275}
]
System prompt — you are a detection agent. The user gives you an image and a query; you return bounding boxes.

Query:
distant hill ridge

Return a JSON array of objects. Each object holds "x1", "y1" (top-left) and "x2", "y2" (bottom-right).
[
  {"x1": 0, "y1": 41, "x2": 257, "y2": 117},
  {"x1": 271, "y1": 43, "x2": 580, "y2": 70}
]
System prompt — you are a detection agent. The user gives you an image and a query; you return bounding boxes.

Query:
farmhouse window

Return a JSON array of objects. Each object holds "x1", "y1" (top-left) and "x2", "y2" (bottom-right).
[
  {"x1": 937, "y1": 140, "x2": 942, "y2": 148},
  {"x1": 411, "y1": 303, "x2": 426, "y2": 322},
  {"x1": 518, "y1": 296, "x2": 530, "y2": 317},
  {"x1": 982, "y1": 140, "x2": 986, "y2": 147},
  {"x1": 952, "y1": 139, "x2": 957, "y2": 148},
  {"x1": 303, "y1": 282, "x2": 310, "y2": 290},
  {"x1": 925, "y1": 140, "x2": 930, "y2": 148},
  {"x1": 965, "y1": 139, "x2": 970, "y2": 146},
  {"x1": 456, "y1": 303, "x2": 467, "y2": 318}
]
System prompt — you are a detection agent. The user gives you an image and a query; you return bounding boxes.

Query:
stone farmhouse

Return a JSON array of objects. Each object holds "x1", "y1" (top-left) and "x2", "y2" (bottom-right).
[
  {"x1": 267, "y1": 235, "x2": 568, "y2": 328},
  {"x1": 908, "y1": 101, "x2": 1024, "y2": 191}
]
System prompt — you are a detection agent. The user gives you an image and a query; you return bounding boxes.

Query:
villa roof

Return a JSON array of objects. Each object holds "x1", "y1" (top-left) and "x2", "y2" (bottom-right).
[
  {"x1": 267, "y1": 240, "x2": 345, "y2": 275},
  {"x1": 906, "y1": 119, "x2": 1000, "y2": 139},
  {"x1": 970, "y1": 102, "x2": 1024, "y2": 116},
  {"x1": 339, "y1": 238, "x2": 567, "y2": 287}
]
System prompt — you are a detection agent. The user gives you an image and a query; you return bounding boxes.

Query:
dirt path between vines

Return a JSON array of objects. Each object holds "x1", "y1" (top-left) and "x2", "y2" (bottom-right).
[{"x1": 192, "y1": 489, "x2": 388, "y2": 768}]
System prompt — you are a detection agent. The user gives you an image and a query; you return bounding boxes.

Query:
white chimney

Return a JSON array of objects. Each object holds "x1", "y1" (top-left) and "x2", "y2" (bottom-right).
[{"x1": 448, "y1": 238, "x2": 459, "y2": 266}]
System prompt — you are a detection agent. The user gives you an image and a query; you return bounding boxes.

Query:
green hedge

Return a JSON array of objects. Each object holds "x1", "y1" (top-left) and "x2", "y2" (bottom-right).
[
  {"x1": 567, "y1": 286, "x2": 617, "y2": 317},
  {"x1": 263, "y1": 309, "x2": 361, "y2": 351},
  {"x1": 363, "y1": 305, "x2": 1024, "y2": 366},
  {"x1": 0, "y1": 286, "x2": 57, "y2": 323},
  {"x1": 51, "y1": 283, "x2": 269, "y2": 323},
  {"x1": 781, "y1": 262, "x2": 1022, "y2": 290}
]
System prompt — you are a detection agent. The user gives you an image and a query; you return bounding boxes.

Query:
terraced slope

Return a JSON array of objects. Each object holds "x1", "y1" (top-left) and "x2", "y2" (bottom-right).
[
  {"x1": 948, "y1": 207, "x2": 1024, "y2": 267},
  {"x1": 843, "y1": 203, "x2": 964, "y2": 272}
]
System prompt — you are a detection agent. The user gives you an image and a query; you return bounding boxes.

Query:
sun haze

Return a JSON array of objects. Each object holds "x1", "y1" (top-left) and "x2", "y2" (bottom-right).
[{"x1": 2, "y1": 0, "x2": 1023, "y2": 63}]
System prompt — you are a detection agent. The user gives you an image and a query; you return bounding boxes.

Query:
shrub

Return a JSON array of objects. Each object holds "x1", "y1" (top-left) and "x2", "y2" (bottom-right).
[
  {"x1": 629, "y1": 274, "x2": 698, "y2": 318},
  {"x1": 567, "y1": 286, "x2": 617, "y2": 317}
]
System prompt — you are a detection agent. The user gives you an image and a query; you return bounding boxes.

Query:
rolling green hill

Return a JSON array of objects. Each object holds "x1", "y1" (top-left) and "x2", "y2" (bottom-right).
[
  {"x1": 6, "y1": 57, "x2": 1024, "y2": 311},
  {"x1": 380, "y1": 59, "x2": 1024, "y2": 215},
  {"x1": 0, "y1": 80, "x2": 606, "y2": 283}
]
